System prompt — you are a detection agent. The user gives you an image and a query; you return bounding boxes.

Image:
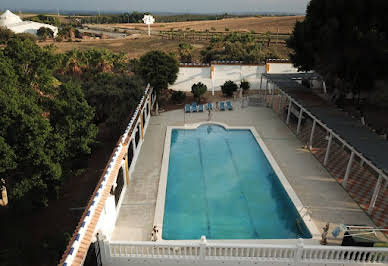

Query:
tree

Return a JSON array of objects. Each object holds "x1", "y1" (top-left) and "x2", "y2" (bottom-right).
[
  {"x1": 287, "y1": 0, "x2": 388, "y2": 102},
  {"x1": 240, "y1": 80, "x2": 250, "y2": 94},
  {"x1": 0, "y1": 26, "x2": 15, "y2": 44},
  {"x1": 221, "y1": 80, "x2": 238, "y2": 97},
  {"x1": 84, "y1": 72, "x2": 145, "y2": 135},
  {"x1": 136, "y1": 50, "x2": 179, "y2": 95},
  {"x1": 178, "y1": 42, "x2": 193, "y2": 63},
  {"x1": 191, "y1": 82, "x2": 207, "y2": 102},
  {"x1": 37, "y1": 27, "x2": 54, "y2": 40}
]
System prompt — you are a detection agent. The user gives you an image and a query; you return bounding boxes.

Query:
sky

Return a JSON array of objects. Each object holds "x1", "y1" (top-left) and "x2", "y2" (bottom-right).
[{"x1": 1, "y1": 0, "x2": 310, "y2": 14}]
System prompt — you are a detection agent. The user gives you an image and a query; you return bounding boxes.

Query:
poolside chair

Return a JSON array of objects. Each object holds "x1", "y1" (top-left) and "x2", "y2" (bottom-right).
[
  {"x1": 226, "y1": 101, "x2": 233, "y2": 110},
  {"x1": 207, "y1": 103, "x2": 213, "y2": 110},
  {"x1": 192, "y1": 102, "x2": 197, "y2": 112},
  {"x1": 220, "y1": 102, "x2": 225, "y2": 111},
  {"x1": 198, "y1": 104, "x2": 204, "y2": 112},
  {"x1": 185, "y1": 104, "x2": 191, "y2": 113}
]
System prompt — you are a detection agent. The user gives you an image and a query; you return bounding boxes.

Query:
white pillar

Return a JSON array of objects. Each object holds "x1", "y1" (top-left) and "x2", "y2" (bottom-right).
[
  {"x1": 368, "y1": 175, "x2": 383, "y2": 214},
  {"x1": 286, "y1": 99, "x2": 292, "y2": 125},
  {"x1": 323, "y1": 133, "x2": 333, "y2": 166},
  {"x1": 342, "y1": 151, "x2": 355, "y2": 188},
  {"x1": 199, "y1": 236, "x2": 207, "y2": 261},
  {"x1": 260, "y1": 75, "x2": 263, "y2": 90},
  {"x1": 309, "y1": 120, "x2": 316, "y2": 150},
  {"x1": 271, "y1": 85, "x2": 275, "y2": 107},
  {"x1": 297, "y1": 108, "x2": 303, "y2": 134},
  {"x1": 278, "y1": 93, "x2": 283, "y2": 114},
  {"x1": 132, "y1": 136, "x2": 136, "y2": 151}
]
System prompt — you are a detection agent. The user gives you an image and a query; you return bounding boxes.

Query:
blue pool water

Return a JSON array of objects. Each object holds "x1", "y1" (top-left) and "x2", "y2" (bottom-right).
[{"x1": 163, "y1": 125, "x2": 312, "y2": 240}]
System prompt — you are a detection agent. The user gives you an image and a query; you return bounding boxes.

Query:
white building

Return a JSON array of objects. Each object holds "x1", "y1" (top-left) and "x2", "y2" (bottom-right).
[{"x1": 0, "y1": 10, "x2": 58, "y2": 37}]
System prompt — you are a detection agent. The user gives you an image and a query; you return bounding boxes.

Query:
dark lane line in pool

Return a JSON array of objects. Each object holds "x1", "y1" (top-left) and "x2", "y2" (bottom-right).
[
  {"x1": 224, "y1": 138, "x2": 259, "y2": 238},
  {"x1": 198, "y1": 138, "x2": 211, "y2": 238}
]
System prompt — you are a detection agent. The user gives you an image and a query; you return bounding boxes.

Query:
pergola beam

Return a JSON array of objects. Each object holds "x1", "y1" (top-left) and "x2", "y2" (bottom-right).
[
  {"x1": 342, "y1": 151, "x2": 355, "y2": 188},
  {"x1": 368, "y1": 175, "x2": 383, "y2": 214},
  {"x1": 309, "y1": 120, "x2": 316, "y2": 150}
]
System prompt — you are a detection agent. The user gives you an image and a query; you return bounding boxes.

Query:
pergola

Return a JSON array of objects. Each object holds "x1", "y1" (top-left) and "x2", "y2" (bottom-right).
[{"x1": 261, "y1": 73, "x2": 388, "y2": 216}]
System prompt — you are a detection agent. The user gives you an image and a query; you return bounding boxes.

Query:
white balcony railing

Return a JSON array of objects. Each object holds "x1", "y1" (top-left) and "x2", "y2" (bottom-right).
[{"x1": 106, "y1": 238, "x2": 388, "y2": 265}]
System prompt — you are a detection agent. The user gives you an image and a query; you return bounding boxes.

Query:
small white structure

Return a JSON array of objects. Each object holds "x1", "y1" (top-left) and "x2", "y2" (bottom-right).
[
  {"x1": 142, "y1": 14, "x2": 155, "y2": 37},
  {"x1": 0, "y1": 10, "x2": 58, "y2": 37}
]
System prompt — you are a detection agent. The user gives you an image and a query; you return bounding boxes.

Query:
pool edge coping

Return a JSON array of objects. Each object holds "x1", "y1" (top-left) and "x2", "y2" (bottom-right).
[{"x1": 154, "y1": 121, "x2": 321, "y2": 242}]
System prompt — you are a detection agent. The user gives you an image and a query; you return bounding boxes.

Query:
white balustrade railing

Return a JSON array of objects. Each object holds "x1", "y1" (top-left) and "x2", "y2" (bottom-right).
[{"x1": 107, "y1": 239, "x2": 388, "y2": 264}]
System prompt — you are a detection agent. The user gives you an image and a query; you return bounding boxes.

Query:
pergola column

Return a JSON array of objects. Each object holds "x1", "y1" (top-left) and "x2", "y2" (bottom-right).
[
  {"x1": 323, "y1": 133, "x2": 333, "y2": 166},
  {"x1": 286, "y1": 99, "x2": 292, "y2": 125},
  {"x1": 149, "y1": 96, "x2": 152, "y2": 116},
  {"x1": 140, "y1": 113, "x2": 144, "y2": 140},
  {"x1": 368, "y1": 174, "x2": 383, "y2": 214},
  {"x1": 271, "y1": 85, "x2": 275, "y2": 108},
  {"x1": 124, "y1": 154, "x2": 130, "y2": 185},
  {"x1": 309, "y1": 120, "x2": 316, "y2": 150},
  {"x1": 278, "y1": 93, "x2": 283, "y2": 114},
  {"x1": 342, "y1": 151, "x2": 355, "y2": 188},
  {"x1": 297, "y1": 108, "x2": 304, "y2": 134}
]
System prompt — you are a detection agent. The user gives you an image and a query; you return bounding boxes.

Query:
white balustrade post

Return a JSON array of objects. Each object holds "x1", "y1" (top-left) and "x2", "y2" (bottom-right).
[
  {"x1": 294, "y1": 238, "x2": 304, "y2": 264},
  {"x1": 200, "y1": 236, "x2": 207, "y2": 261},
  {"x1": 297, "y1": 108, "x2": 303, "y2": 134},
  {"x1": 260, "y1": 75, "x2": 263, "y2": 90},
  {"x1": 368, "y1": 174, "x2": 383, "y2": 214},
  {"x1": 309, "y1": 120, "x2": 316, "y2": 150},
  {"x1": 324, "y1": 133, "x2": 333, "y2": 166},
  {"x1": 342, "y1": 151, "x2": 355, "y2": 188},
  {"x1": 271, "y1": 85, "x2": 275, "y2": 108},
  {"x1": 286, "y1": 99, "x2": 292, "y2": 125},
  {"x1": 132, "y1": 137, "x2": 136, "y2": 152},
  {"x1": 278, "y1": 93, "x2": 283, "y2": 114}
]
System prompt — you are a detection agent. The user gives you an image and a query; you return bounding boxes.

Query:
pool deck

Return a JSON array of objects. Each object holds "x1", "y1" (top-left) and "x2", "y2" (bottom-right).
[{"x1": 111, "y1": 101, "x2": 378, "y2": 244}]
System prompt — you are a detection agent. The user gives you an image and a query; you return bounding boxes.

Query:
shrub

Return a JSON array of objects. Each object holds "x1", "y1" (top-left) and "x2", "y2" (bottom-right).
[
  {"x1": 191, "y1": 82, "x2": 207, "y2": 102},
  {"x1": 15, "y1": 33, "x2": 37, "y2": 42},
  {"x1": 171, "y1": 91, "x2": 186, "y2": 104},
  {"x1": 211, "y1": 27, "x2": 216, "y2": 31},
  {"x1": 221, "y1": 80, "x2": 238, "y2": 96},
  {"x1": 225, "y1": 27, "x2": 230, "y2": 32},
  {"x1": 240, "y1": 80, "x2": 250, "y2": 93},
  {"x1": 36, "y1": 27, "x2": 54, "y2": 40}
]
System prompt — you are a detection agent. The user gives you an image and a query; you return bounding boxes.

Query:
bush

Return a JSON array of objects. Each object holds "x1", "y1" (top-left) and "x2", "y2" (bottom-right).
[
  {"x1": 211, "y1": 27, "x2": 216, "y2": 31},
  {"x1": 15, "y1": 33, "x2": 37, "y2": 42},
  {"x1": 225, "y1": 27, "x2": 230, "y2": 32},
  {"x1": 240, "y1": 80, "x2": 250, "y2": 93},
  {"x1": 0, "y1": 26, "x2": 15, "y2": 44},
  {"x1": 36, "y1": 27, "x2": 54, "y2": 40},
  {"x1": 171, "y1": 91, "x2": 186, "y2": 104},
  {"x1": 221, "y1": 80, "x2": 238, "y2": 97},
  {"x1": 191, "y1": 82, "x2": 207, "y2": 102}
]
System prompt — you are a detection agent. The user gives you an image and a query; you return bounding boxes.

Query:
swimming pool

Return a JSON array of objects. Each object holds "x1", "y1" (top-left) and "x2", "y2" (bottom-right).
[{"x1": 159, "y1": 124, "x2": 312, "y2": 240}]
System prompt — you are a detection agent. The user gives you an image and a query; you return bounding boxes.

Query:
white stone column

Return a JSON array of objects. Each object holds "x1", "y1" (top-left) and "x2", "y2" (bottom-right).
[
  {"x1": 309, "y1": 120, "x2": 316, "y2": 150},
  {"x1": 278, "y1": 93, "x2": 283, "y2": 114},
  {"x1": 368, "y1": 174, "x2": 383, "y2": 214},
  {"x1": 297, "y1": 108, "x2": 303, "y2": 134},
  {"x1": 286, "y1": 99, "x2": 292, "y2": 125},
  {"x1": 323, "y1": 133, "x2": 333, "y2": 166},
  {"x1": 342, "y1": 151, "x2": 355, "y2": 188}
]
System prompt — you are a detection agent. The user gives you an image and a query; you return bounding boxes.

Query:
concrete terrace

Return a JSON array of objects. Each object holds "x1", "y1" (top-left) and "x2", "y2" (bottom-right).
[{"x1": 111, "y1": 100, "x2": 377, "y2": 243}]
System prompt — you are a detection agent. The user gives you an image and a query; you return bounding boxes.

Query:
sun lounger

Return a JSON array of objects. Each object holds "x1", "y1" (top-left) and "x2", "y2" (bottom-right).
[
  {"x1": 226, "y1": 101, "x2": 233, "y2": 110},
  {"x1": 220, "y1": 102, "x2": 225, "y2": 111},
  {"x1": 192, "y1": 102, "x2": 197, "y2": 112},
  {"x1": 185, "y1": 104, "x2": 191, "y2": 113},
  {"x1": 207, "y1": 103, "x2": 213, "y2": 110},
  {"x1": 198, "y1": 104, "x2": 204, "y2": 112}
]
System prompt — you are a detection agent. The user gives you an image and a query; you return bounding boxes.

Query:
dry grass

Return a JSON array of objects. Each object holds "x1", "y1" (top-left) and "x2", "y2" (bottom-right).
[
  {"x1": 39, "y1": 35, "x2": 209, "y2": 58},
  {"x1": 91, "y1": 16, "x2": 304, "y2": 34}
]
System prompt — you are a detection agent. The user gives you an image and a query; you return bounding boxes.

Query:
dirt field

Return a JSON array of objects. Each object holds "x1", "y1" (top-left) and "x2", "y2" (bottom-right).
[
  {"x1": 40, "y1": 34, "x2": 291, "y2": 60},
  {"x1": 91, "y1": 16, "x2": 303, "y2": 34}
]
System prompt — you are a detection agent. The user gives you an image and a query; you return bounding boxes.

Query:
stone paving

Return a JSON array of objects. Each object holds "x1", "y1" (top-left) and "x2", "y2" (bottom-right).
[{"x1": 111, "y1": 100, "x2": 380, "y2": 243}]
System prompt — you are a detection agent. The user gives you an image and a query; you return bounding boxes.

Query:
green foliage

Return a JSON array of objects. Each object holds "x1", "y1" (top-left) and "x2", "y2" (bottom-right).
[
  {"x1": 0, "y1": 38, "x2": 96, "y2": 208},
  {"x1": 37, "y1": 27, "x2": 54, "y2": 40},
  {"x1": 136, "y1": 50, "x2": 179, "y2": 95},
  {"x1": 83, "y1": 72, "x2": 145, "y2": 135},
  {"x1": 211, "y1": 27, "x2": 216, "y2": 31},
  {"x1": 221, "y1": 80, "x2": 238, "y2": 97},
  {"x1": 0, "y1": 26, "x2": 15, "y2": 44},
  {"x1": 178, "y1": 42, "x2": 193, "y2": 62},
  {"x1": 15, "y1": 32, "x2": 37, "y2": 42},
  {"x1": 287, "y1": 0, "x2": 388, "y2": 99},
  {"x1": 191, "y1": 82, "x2": 207, "y2": 102},
  {"x1": 225, "y1": 27, "x2": 230, "y2": 32},
  {"x1": 80, "y1": 11, "x2": 145, "y2": 24},
  {"x1": 240, "y1": 80, "x2": 250, "y2": 93},
  {"x1": 28, "y1": 15, "x2": 61, "y2": 27},
  {"x1": 201, "y1": 32, "x2": 279, "y2": 64},
  {"x1": 171, "y1": 91, "x2": 186, "y2": 104}
]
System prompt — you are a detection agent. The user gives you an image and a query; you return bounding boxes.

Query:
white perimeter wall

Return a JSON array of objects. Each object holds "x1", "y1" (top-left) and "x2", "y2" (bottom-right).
[
  {"x1": 267, "y1": 63, "x2": 299, "y2": 74},
  {"x1": 170, "y1": 65, "x2": 265, "y2": 92}
]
